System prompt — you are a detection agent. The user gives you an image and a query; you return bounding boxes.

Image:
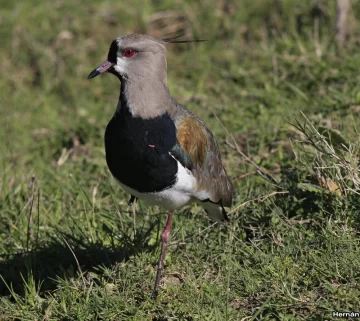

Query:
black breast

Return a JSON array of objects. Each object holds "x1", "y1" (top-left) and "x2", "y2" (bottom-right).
[{"x1": 104, "y1": 106, "x2": 178, "y2": 193}]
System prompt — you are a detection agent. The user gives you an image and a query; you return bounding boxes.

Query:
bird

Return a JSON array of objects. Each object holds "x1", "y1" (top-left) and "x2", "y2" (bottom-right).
[{"x1": 88, "y1": 34, "x2": 233, "y2": 299}]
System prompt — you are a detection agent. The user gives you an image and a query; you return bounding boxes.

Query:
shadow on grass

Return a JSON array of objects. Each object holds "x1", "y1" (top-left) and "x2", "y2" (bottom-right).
[{"x1": 0, "y1": 219, "x2": 160, "y2": 297}]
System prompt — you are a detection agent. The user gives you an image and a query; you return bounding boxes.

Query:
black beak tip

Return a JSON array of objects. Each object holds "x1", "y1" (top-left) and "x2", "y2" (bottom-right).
[{"x1": 88, "y1": 69, "x2": 100, "y2": 80}]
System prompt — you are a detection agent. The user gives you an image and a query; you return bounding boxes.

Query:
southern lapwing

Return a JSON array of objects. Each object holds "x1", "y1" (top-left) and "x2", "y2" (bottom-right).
[{"x1": 88, "y1": 34, "x2": 233, "y2": 299}]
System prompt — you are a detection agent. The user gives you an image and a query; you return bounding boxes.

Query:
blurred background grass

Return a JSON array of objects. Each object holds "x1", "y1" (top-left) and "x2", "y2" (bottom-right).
[{"x1": 1, "y1": 0, "x2": 360, "y2": 320}]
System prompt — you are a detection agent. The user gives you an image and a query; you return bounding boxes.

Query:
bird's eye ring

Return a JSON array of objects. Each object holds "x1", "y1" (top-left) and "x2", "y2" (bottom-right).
[{"x1": 123, "y1": 49, "x2": 136, "y2": 58}]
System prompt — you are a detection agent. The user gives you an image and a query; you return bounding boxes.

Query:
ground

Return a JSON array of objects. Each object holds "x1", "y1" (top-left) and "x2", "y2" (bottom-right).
[{"x1": 1, "y1": 0, "x2": 360, "y2": 320}]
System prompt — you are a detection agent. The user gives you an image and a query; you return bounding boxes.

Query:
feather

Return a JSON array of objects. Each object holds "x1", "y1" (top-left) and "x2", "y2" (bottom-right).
[
  {"x1": 162, "y1": 34, "x2": 207, "y2": 44},
  {"x1": 171, "y1": 112, "x2": 233, "y2": 209},
  {"x1": 174, "y1": 116, "x2": 208, "y2": 166}
]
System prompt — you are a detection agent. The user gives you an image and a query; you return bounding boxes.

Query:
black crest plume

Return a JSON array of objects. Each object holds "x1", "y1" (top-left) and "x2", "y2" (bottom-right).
[{"x1": 161, "y1": 33, "x2": 206, "y2": 44}]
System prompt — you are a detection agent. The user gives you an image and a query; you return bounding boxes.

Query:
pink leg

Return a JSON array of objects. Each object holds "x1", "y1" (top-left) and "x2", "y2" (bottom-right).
[{"x1": 151, "y1": 212, "x2": 173, "y2": 299}]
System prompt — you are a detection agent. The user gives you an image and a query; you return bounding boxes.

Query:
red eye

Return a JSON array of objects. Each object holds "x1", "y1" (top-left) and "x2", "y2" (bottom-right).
[{"x1": 123, "y1": 49, "x2": 136, "y2": 58}]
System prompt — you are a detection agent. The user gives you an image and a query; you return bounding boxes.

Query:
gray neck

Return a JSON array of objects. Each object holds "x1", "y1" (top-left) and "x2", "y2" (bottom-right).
[{"x1": 117, "y1": 74, "x2": 177, "y2": 119}]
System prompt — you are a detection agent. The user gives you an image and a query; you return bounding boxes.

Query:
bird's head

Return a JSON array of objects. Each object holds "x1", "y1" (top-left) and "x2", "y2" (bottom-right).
[
  {"x1": 88, "y1": 34, "x2": 169, "y2": 83},
  {"x1": 88, "y1": 34, "x2": 205, "y2": 83}
]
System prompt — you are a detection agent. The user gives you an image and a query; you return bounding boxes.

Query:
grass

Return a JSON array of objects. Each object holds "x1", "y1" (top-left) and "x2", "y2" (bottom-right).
[{"x1": 1, "y1": 0, "x2": 360, "y2": 320}]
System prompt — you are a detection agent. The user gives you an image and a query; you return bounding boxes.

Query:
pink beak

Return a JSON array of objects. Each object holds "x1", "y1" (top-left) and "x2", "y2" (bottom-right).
[{"x1": 88, "y1": 60, "x2": 114, "y2": 79}]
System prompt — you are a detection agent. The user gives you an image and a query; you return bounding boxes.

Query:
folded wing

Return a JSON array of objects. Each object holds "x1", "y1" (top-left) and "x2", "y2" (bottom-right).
[{"x1": 170, "y1": 113, "x2": 233, "y2": 221}]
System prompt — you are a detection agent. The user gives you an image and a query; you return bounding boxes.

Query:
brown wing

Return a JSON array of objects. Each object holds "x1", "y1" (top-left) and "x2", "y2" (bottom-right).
[{"x1": 174, "y1": 115, "x2": 233, "y2": 207}]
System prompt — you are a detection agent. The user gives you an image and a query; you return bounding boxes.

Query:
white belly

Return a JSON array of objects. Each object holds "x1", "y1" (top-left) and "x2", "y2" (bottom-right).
[{"x1": 117, "y1": 160, "x2": 197, "y2": 211}]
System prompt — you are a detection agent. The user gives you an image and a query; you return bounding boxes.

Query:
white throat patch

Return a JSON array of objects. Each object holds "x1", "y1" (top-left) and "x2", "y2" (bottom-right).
[{"x1": 113, "y1": 57, "x2": 127, "y2": 75}]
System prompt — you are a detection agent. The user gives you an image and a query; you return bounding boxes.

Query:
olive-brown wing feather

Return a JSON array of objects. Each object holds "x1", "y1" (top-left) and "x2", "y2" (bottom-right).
[{"x1": 174, "y1": 116, "x2": 233, "y2": 207}]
